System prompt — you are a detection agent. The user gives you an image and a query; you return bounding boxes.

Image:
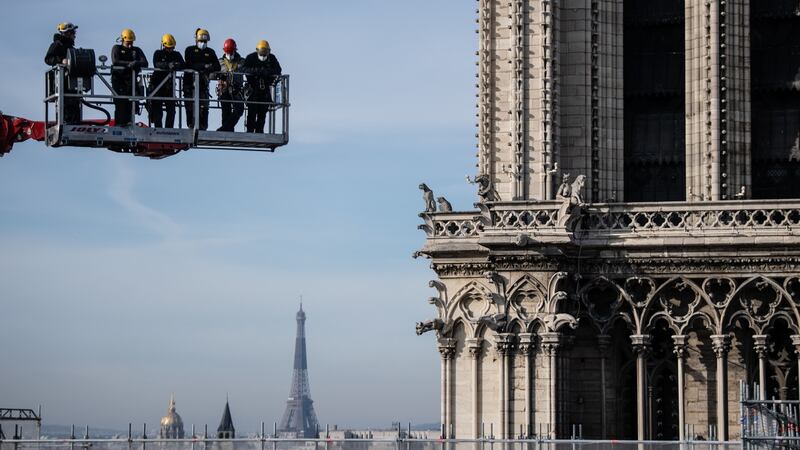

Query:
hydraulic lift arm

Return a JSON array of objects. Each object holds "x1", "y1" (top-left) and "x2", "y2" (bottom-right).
[{"x1": 0, "y1": 112, "x2": 46, "y2": 156}]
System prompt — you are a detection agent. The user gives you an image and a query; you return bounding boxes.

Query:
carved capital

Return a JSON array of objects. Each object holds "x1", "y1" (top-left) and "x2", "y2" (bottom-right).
[
  {"x1": 466, "y1": 338, "x2": 483, "y2": 359},
  {"x1": 753, "y1": 334, "x2": 769, "y2": 358},
  {"x1": 711, "y1": 334, "x2": 731, "y2": 358},
  {"x1": 495, "y1": 333, "x2": 515, "y2": 356},
  {"x1": 630, "y1": 334, "x2": 651, "y2": 357},
  {"x1": 437, "y1": 338, "x2": 457, "y2": 360},
  {"x1": 672, "y1": 335, "x2": 688, "y2": 359},
  {"x1": 792, "y1": 335, "x2": 800, "y2": 355},
  {"x1": 540, "y1": 332, "x2": 561, "y2": 356},
  {"x1": 518, "y1": 333, "x2": 535, "y2": 356}
]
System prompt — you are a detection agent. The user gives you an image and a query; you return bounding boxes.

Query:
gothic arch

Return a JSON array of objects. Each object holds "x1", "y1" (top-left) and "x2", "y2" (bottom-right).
[
  {"x1": 721, "y1": 276, "x2": 800, "y2": 334},
  {"x1": 450, "y1": 318, "x2": 474, "y2": 341},
  {"x1": 447, "y1": 281, "x2": 495, "y2": 329},
  {"x1": 578, "y1": 276, "x2": 637, "y2": 334},
  {"x1": 506, "y1": 274, "x2": 548, "y2": 324},
  {"x1": 525, "y1": 316, "x2": 547, "y2": 334},
  {"x1": 641, "y1": 277, "x2": 718, "y2": 335}
]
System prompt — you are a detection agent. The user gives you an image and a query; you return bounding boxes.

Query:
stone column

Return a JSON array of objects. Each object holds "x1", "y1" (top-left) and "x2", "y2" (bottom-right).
[
  {"x1": 631, "y1": 334, "x2": 651, "y2": 441},
  {"x1": 647, "y1": 385, "x2": 655, "y2": 439},
  {"x1": 597, "y1": 335, "x2": 611, "y2": 439},
  {"x1": 559, "y1": 335, "x2": 575, "y2": 438},
  {"x1": 496, "y1": 333, "x2": 514, "y2": 439},
  {"x1": 518, "y1": 333, "x2": 535, "y2": 438},
  {"x1": 438, "y1": 338, "x2": 456, "y2": 438},
  {"x1": 711, "y1": 334, "x2": 731, "y2": 441},
  {"x1": 467, "y1": 338, "x2": 483, "y2": 439},
  {"x1": 792, "y1": 335, "x2": 800, "y2": 399},
  {"x1": 684, "y1": 0, "x2": 751, "y2": 201},
  {"x1": 672, "y1": 335, "x2": 687, "y2": 441},
  {"x1": 541, "y1": 332, "x2": 561, "y2": 439},
  {"x1": 753, "y1": 334, "x2": 768, "y2": 400}
]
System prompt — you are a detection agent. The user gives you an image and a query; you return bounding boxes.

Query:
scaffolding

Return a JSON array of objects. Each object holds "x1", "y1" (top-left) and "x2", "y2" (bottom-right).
[
  {"x1": 742, "y1": 382, "x2": 800, "y2": 450},
  {"x1": 0, "y1": 408, "x2": 42, "y2": 440}
]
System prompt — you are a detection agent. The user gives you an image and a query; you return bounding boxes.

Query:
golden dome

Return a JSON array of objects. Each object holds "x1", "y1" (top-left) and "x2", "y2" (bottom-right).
[{"x1": 159, "y1": 394, "x2": 185, "y2": 438}]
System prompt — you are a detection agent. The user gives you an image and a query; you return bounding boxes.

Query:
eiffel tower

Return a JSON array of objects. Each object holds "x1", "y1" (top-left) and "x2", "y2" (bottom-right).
[{"x1": 277, "y1": 303, "x2": 320, "y2": 438}]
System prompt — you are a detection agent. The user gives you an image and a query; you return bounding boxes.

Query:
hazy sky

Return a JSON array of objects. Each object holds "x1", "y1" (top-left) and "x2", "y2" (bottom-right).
[{"x1": 0, "y1": 0, "x2": 479, "y2": 433}]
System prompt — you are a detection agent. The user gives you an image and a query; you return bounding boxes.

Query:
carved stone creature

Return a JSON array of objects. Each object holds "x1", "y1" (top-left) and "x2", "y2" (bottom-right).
[
  {"x1": 557, "y1": 174, "x2": 587, "y2": 229},
  {"x1": 437, "y1": 197, "x2": 453, "y2": 212},
  {"x1": 419, "y1": 183, "x2": 437, "y2": 213},
  {"x1": 556, "y1": 173, "x2": 571, "y2": 200},
  {"x1": 468, "y1": 174, "x2": 500, "y2": 202},
  {"x1": 477, "y1": 313, "x2": 508, "y2": 332},
  {"x1": 415, "y1": 318, "x2": 444, "y2": 335}
]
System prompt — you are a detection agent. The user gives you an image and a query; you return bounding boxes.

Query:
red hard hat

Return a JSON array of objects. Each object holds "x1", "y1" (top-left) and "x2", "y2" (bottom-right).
[{"x1": 223, "y1": 38, "x2": 236, "y2": 54}]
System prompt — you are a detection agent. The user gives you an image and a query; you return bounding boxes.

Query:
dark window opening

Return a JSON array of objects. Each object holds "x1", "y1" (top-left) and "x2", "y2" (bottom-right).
[
  {"x1": 751, "y1": 9, "x2": 800, "y2": 199},
  {"x1": 624, "y1": 0, "x2": 685, "y2": 202}
]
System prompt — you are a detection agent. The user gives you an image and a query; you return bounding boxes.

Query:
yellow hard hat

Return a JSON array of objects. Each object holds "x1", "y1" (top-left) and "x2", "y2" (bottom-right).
[
  {"x1": 195, "y1": 28, "x2": 210, "y2": 42},
  {"x1": 57, "y1": 22, "x2": 78, "y2": 33},
  {"x1": 256, "y1": 40, "x2": 270, "y2": 50},
  {"x1": 120, "y1": 28, "x2": 136, "y2": 42},
  {"x1": 161, "y1": 33, "x2": 176, "y2": 48}
]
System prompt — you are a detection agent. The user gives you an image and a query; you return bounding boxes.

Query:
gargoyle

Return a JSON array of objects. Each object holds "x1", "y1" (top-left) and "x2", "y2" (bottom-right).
[
  {"x1": 419, "y1": 183, "x2": 437, "y2": 213},
  {"x1": 467, "y1": 174, "x2": 500, "y2": 203},
  {"x1": 437, "y1": 197, "x2": 453, "y2": 212},
  {"x1": 416, "y1": 318, "x2": 445, "y2": 335},
  {"x1": 478, "y1": 313, "x2": 508, "y2": 332}
]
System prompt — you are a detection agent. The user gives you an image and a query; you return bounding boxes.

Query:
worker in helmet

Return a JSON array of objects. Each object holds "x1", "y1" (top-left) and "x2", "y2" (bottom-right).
[
  {"x1": 111, "y1": 29, "x2": 148, "y2": 126},
  {"x1": 241, "y1": 40, "x2": 282, "y2": 134},
  {"x1": 183, "y1": 28, "x2": 221, "y2": 130},
  {"x1": 45, "y1": 22, "x2": 81, "y2": 123},
  {"x1": 148, "y1": 34, "x2": 185, "y2": 128},
  {"x1": 213, "y1": 38, "x2": 245, "y2": 132}
]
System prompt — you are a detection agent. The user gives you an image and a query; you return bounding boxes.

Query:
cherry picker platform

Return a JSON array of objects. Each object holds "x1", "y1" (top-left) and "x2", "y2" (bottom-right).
[{"x1": 1, "y1": 48, "x2": 289, "y2": 159}]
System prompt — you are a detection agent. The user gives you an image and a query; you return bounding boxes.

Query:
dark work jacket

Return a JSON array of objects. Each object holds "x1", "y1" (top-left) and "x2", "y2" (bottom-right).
[
  {"x1": 150, "y1": 49, "x2": 185, "y2": 95},
  {"x1": 183, "y1": 45, "x2": 220, "y2": 92},
  {"x1": 111, "y1": 44, "x2": 148, "y2": 90},
  {"x1": 241, "y1": 52, "x2": 282, "y2": 94},
  {"x1": 45, "y1": 33, "x2": 74, "y2": 66}
]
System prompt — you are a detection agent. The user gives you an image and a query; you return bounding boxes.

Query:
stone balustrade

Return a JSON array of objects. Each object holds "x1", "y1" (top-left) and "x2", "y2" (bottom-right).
[{"x1": 420, "y1": 199, "x2": 800, "y2": 239}]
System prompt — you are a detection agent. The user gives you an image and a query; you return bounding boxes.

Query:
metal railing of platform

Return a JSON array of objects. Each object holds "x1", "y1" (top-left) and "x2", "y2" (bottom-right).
[{"x1": 44, "y1": 62, "x2": 289, "y2": 155}]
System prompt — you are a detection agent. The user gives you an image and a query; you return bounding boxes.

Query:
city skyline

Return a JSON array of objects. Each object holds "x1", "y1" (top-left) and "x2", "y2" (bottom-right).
[{"x1": 0, "y1": 0, "x2": 478, "y2": 430}]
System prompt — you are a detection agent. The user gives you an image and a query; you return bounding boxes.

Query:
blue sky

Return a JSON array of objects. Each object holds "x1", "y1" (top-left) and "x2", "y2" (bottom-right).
[{"x1": 0, "y1": 0, "x2": 479, "y2": 432}]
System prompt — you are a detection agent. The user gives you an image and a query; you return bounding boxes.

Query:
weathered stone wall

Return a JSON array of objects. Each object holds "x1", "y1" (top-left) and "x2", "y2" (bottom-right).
[{"x1": 420, "y1": 0, "x2": 798, "y2": 442}]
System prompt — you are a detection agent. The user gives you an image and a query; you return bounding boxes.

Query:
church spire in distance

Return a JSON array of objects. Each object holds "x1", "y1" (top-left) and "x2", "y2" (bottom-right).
[{"x1": 277, "y1": 301, "x2": 319, "y2": 438}]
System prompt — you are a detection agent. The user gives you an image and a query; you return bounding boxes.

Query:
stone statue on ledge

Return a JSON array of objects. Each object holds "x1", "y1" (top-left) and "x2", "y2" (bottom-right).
[
  {"x1": 437, "y1": 197, "x2": 453, "y2": 212},
  {"x1": 419, "y1": 183, "x2": 437, "y2": 213},
  {"x1": 557, "y1": 174, "x2": 586, "y2": 229},
  {"x1": 556, "y1": 173, "x2": 571, "y2": 200}
]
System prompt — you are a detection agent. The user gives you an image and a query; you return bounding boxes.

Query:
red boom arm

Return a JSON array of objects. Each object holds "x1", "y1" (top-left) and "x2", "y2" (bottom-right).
[{"x1": 0, "y1": 113, "x2": 46, "y2": 156}]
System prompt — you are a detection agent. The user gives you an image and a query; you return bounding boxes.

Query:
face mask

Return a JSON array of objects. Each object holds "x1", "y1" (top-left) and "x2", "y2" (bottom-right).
[
  {"x1": 225, "y1": 52, "x2": 234, "y2": 59},
  {"x1": 258, "y1": 55, "x2": 268, "y2": 62},
  {"x1": 197, "y1": 42, "x2": 207, "y2": 50}
]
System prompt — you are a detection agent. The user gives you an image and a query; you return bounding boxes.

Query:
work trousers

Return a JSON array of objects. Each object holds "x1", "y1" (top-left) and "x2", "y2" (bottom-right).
[
  {"x1": 149, "y1": 98, "x2": 177, "y2": 128},
  {"x1": 184, "y1": 85, "x2": 210, "y2": 130},
  {"x1": 246, "y1": 91, "x2": 271, "y2": 133},
  {"x1": 218, "y1": 91, "x2": 244, "y2": 132}
]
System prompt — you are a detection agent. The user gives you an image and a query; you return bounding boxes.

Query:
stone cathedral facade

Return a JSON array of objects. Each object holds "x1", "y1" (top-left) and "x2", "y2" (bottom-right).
[{"x1": 415, "y1": 0, "x2": 800, "y2": 442}]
